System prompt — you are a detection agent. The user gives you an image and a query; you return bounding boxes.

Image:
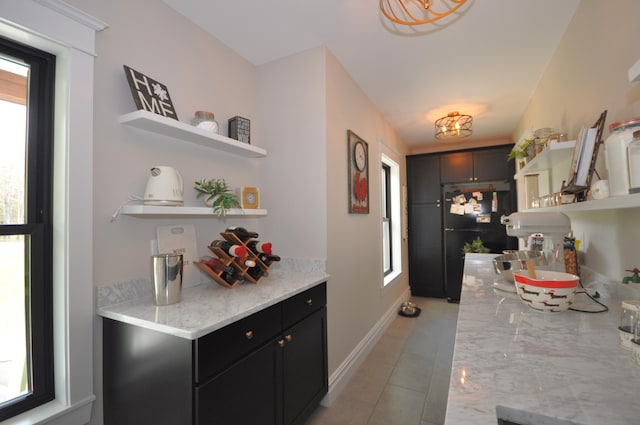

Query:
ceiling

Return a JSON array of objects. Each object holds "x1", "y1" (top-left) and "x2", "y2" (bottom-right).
[{"x1": 163, "y1": 0, "x2": 580, "y2": 151}]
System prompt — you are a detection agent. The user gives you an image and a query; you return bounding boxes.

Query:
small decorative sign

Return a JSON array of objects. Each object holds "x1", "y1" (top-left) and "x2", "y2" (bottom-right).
[
  {"x1": 123, "y1": 65, "x2": 178, "y2": 120},
  {"x1": 348, "y1": 130, "x2": 369, "y2": 214},
  {"x1": 229, "y1": 116, "x2": 250, "y2": 143},
  {"x1": 239, "y1": 186, "x2": 260, "y2": 209}
]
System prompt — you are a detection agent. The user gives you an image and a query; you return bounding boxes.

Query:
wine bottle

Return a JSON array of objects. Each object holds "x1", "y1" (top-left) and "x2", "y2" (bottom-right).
[
  {"x1": 244, "y1": 259, "x2": 257, "y2": 268},
  {"x1": 259, "y1": 254, "x2": 281, "y2": 266},
  {"x1": 210, "y1": 240, "x2": 248, "y2": 257},
  {"x1": 225, "y1": 226, "x2": 258, "y2": 241},
  {"x1": 220, "y1": 268, "x2": 239, "y2": 285},
  {"x1": 247, "y1": 240, "x2": 272, "y2": 255},
  {"x1": 205, "y1": 257, "x2": 235, "y2": 274},
  {"x1": 246, "y1": 266, "x2": 264, "y2": 280},
  {"x1": 204, "y1": 257, "x2": 238, "y2": 284}
]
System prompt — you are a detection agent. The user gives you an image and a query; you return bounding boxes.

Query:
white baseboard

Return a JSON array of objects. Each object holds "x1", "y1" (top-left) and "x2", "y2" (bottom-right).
[{"x1": 320, "y1": 287, "x2": 411, "y2": 406}]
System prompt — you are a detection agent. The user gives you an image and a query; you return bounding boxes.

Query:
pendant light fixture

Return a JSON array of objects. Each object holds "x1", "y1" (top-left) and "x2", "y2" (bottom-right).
[
  {"x1": 435, "y1": 112, "x2": 473, "y2": 140},
  {"x1": 379, "y1": 0, "x2": 468, "y2": 26}
]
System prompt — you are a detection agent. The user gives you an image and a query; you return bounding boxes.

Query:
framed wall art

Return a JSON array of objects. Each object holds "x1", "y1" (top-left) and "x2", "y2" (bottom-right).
[
  {"x1": 123, "y1": 65, "x2": 178, "y2": 120},
  {"x1": 347, "y1": 130, "x2": 369, "y2": 214}
]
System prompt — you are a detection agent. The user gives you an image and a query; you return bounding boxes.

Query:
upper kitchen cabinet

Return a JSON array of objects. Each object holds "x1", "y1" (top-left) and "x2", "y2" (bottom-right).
[
  {"x1": 407, "y1": 155, "x2": 441, "y2": 203},
  {"x1": 440, "y1": 146, "x2": 513, "y2": 183}
]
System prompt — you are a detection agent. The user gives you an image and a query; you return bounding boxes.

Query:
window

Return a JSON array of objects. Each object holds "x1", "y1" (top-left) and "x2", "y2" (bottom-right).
[
  {"x1": 0, "y1": 36, "x2": 55, "y2": 421},
  {"x1": 381, "y1": 164, "x2": 392, "y2": 275},
  {"x1": 381, "y1": 153, "x2": 402, "y2": 286}
]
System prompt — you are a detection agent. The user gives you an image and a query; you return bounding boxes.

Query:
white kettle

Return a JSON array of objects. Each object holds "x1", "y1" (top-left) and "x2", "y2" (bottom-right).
[{"x1": 143, "y1": 166, "x2": 184, "y2": 206}]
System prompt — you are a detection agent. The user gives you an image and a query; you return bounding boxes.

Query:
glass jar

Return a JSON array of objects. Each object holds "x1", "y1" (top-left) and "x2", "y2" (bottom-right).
[
  {"x1": 604, "y1": 118, "x2": 640, "y2": 196},
  {"x1": 628, "y1": 130, "x2": 640, "y2": 194},
  {"x1": 634, "y1": 316, "x2": 640, "y2": 364},
  {"x1": 191, "y1": 110, "x2": 219, "y2": 133},
  {"x1": 619, "y1": 300, "x2": 640, "y2": 350}
]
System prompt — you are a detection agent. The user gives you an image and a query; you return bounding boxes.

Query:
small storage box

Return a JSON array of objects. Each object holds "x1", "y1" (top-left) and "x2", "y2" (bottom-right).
[{"x1": 229, "y1": 116, "x2": 250, "y2": 144}]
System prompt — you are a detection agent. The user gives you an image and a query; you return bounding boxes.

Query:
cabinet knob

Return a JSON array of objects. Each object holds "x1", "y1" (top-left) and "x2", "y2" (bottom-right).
[
  {"x1": 306, "y1": 298, "x2": 313, "y2": 306},
  {"x1": 278, "y1": 339, "x2": 285, "y2": 348},
  {"x1": 285, "y1": 334, "x2": 293, "y2": 343},
  {"x1": 245, "y1": 330, "x2": 254, "y2": 340},
  {"x1": 468, "y1": 177, "x2": 473, "y2": 181}
]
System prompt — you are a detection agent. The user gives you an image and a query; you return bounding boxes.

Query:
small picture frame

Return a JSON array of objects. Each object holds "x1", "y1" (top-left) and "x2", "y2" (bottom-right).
[
  {"x1": 123, "y1": 65, "x2": 178, "y2": 120},
  {"x1": 240, "y1": 186, "x2": 260, "y2": 209},
  {"x1": 347, "y1": 130, "x2": 369, "y2": 214}
]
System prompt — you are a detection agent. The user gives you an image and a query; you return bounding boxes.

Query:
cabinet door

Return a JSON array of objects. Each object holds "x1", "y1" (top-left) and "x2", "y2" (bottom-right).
[
  {"x1": 408, "y1": 203, "x2": 444, "y2": 297},
  {"x1": 282, "y1": 307, "x2": 328, "y2": 425},
  {"x1": 407, "y1": 155, "x2": 441, "y2": 203},
  {"x1": 196, "y1": 339, "x2": 281, "y2": 425},
  {"x1": 440, "y1": 151, "x2": 473, "y2": 183},
  {"x1": 473, "y1": 147, "x2": 513, "y2": 181},
  {"x1": 103, "y1": 319, "x2": 193, "y2": 425}
]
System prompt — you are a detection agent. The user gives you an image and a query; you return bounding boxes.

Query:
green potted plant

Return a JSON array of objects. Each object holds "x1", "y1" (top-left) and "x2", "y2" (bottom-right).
[
  {"x1": 462, "y1": 236, "x2": 491, "y2": 254},
  {"x1": 194, "y1": 178, "x2": 241, "y2": 216},
  {"x1": 507, "y1": 147, "x2": 528, "y2": 162},
  {"x1": 508, "y1": 139, "x2": 534, "y2": 169}
]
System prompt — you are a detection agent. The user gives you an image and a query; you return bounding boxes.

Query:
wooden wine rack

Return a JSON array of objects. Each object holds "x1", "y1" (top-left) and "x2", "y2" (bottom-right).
[{"x1": 194, "y1": 231, "x2": 272, "y2": 288}]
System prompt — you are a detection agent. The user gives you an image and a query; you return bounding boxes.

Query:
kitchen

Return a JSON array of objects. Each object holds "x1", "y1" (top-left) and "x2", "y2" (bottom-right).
[{"x1": 1, "y1": 1, "x2": 640, "y2": 425}]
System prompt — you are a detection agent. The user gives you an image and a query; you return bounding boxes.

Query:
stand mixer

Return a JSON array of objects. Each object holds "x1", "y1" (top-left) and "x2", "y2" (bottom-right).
[{"x1": 501, "y1": 212, "x2": 572, "y2": 272}]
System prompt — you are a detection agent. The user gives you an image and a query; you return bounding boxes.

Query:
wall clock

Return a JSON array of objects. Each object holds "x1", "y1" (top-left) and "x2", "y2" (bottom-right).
[{"x1": 347, "y1": 130, "x2": 369, "y2": 214}]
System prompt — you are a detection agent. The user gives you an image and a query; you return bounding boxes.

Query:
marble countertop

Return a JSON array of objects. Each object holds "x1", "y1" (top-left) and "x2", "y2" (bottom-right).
[
  {"x1": 96, "y1": 259, "x2": 329, "y2": 340},
  {"x1": 445, "y1": 253, "x2": 640, "y2": 425}
]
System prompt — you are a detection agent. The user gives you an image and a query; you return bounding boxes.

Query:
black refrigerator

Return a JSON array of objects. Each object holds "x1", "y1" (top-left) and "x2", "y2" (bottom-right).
[{"x1": 443, "y1": 182, "x2": 518, "y2": 301}]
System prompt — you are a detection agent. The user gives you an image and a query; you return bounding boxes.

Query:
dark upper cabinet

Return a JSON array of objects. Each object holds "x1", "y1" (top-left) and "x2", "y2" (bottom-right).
[
  {"x1": 440, "y1": 146, "x2": 513, "y2": 183},
  {"x1": 407, "y1": 155, "x2": 441, "y2": 204},
  {"x1": 440, "y1": 151, "x2": 473, "y2": 183}
]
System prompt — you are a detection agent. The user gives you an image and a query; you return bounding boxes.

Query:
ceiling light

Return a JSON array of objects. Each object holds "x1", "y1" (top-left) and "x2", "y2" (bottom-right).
[
  {"x1": 435, "y1": 112, "x2": 473, "y2": 140},
  {"x1": 379, "y1": 0, "x2": 468, "y2": 26}
]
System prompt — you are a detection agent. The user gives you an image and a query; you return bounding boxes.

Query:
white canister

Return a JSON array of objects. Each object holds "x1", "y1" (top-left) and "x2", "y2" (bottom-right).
[{"x1": 604, "y1": 118, "x2": 640, "y2": 196}]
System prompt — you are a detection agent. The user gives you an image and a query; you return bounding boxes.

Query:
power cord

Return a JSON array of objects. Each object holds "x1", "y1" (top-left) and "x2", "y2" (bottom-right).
[
  {"x1": 110, "y1": 195, "x2": 144, "y2": 222},
  {"x1": 569, "y1": 280, "x2": 609, "y2": 313}
]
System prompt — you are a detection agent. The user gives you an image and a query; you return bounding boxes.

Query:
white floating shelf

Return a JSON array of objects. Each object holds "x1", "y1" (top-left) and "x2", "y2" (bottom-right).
[
  {"x1": 514, "y1": 140, "x2": 576, "y2": 179},
  {"x1": 119, "y1": 110, "x2": 266, "y2": 158},
  {"x1": 120, "y1": 205, "x2": 267, "y2": 217},
  {"x1": 523, "y1": 193, "x2": 640, "y2": 213}
]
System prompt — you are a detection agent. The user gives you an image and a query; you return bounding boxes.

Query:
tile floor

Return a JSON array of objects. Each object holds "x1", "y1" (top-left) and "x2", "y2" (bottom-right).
[{"x1": 304, "y1": 297, "x2": 459, "y2": 425}]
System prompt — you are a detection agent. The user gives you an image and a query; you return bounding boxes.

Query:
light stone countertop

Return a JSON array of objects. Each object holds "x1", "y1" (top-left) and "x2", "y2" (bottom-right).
[
  {"x1": 445, "y1": 253, "x2": 640, "y2": 425},
  {"x1": 96, "y1": 259, "x2": 329, "y2": 340}
]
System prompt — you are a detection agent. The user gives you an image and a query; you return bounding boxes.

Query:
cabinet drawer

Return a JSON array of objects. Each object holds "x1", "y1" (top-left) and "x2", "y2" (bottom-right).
[
  {"x1": 195, "y1": 303, "x2": 281, "y2": 383},
  {"x1": 282, "y1": 282, "x2": 326, "y2": 329}
]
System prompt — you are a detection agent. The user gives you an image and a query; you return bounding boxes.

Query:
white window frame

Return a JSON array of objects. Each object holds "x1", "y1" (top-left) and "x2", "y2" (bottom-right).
[
  {"x1": 381, "y1": 153, "x2": 402, "y2": 287},
  {"x1": 0, "y1": 1, "x2": 106, "y2": 424}
]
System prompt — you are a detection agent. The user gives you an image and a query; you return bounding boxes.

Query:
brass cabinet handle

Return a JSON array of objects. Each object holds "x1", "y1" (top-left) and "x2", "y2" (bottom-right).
[
  {"x1": 285, "y1": 334, "x2": 293, "y2": 343},
  {"x1": 306, "y1": 298, "x2": 313, "y2": 306},
  {"x1": 278, "y1": 339, "x2": 285, "y2": 348},
  {"x1": 245, "y1": 330, "x2": 254, "y2": 340}
]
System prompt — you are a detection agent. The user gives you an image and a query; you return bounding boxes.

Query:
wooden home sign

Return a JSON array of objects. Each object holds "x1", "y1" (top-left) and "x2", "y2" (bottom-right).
[{"x1": 123, "y1": 65, "x2": 178, "y2": 120}]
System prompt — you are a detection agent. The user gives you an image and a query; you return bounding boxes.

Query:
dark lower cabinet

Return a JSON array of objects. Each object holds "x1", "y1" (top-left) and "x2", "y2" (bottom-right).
[{"x1": 104, "y1": 282, "x2": 328, "y2": 425}]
